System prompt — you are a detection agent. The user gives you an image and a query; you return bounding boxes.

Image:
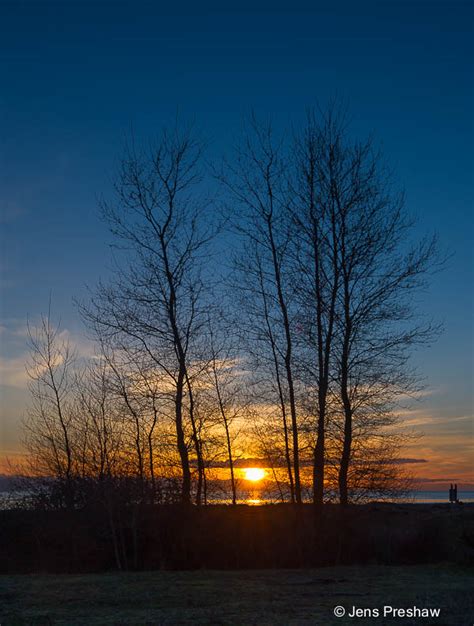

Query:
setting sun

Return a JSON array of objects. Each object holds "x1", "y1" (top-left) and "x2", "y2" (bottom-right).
[{"x1": 243, "y1": 467, "x2": 266, "y2": 482}]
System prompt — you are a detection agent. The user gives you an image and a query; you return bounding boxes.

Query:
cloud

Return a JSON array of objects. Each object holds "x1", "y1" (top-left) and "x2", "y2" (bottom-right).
[
  {"x1": 0, "y1": 319, "x2": 95, "y2": 389},
  {"x1": 398, "y1": 387, "x2": 443, "y2": 402},
  {"x1": 0, "y1": 353, "x2": 30, "y2": 388}
]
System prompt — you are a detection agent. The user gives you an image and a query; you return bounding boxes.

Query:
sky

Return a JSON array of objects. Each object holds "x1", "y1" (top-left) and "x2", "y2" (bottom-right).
[{"x1": 0, "y1": 0, "x2": 473, "y2": 486}]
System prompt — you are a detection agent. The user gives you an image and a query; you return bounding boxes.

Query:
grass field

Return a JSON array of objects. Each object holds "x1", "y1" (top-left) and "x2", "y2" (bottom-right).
[{"x1": 1, "y1": 565, "x2": 472, "y2": 625}]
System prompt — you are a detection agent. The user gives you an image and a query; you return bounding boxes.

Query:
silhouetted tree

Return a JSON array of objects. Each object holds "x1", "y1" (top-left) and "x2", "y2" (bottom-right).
[
  {"x1": 22, "y1": 112, "x2": 440, "y2": 513},
  {"x1": 290, "y1": 107, "x2": 439, "y2": 505},
  {"x1": 24, "y1": 312, "x2": 77, "y2": 509},
  {"x1": 220, "y1": 117, "x2": 302, "y2": 503},
  {"x1": 291, "y1": 111, "x2": 342, "y2": 509},
  {"x1": 81, "y1": 126, "x2": 214, "y2": 504},
  {"x1": 206, "y1": 316, "x2": 244, "y2": 504}
]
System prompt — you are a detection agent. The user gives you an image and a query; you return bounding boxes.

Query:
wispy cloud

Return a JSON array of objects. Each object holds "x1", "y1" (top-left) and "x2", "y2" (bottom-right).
[
  {"x1": 0, "y1": 319, "x2": 95, "y2": 389},
  {"x1": 0, "y1": 353, "x2": 30, "y2": 388}
]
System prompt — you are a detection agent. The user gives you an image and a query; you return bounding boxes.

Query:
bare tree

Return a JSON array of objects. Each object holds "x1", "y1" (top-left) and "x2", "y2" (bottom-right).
[
  {"x1": 75, "y1": 357, "x2": 123, "y2": 482},
  {"x1": 205, "y1": 316, "x2": 244, "y2": 505},
  {"x1": 220, "y1": 118, "x2": 302, "y2": 503},
  {"x1": 22, "y1": 113, "x2": 440, "y2": 513},
  {"x1": 81, "y1": 126, "x2": 214, "y2": 504},
  {"x1": 24, "y1": 313, "x2": 77, "y2": 508},
  {"x1": 329, "y1": 140, "x2": 439, "y2": 505},
  {"x1": 291, "y1": 110, "x2": 342, "y2": 508},
  {"x1": 291, "y1": 107, "x2": 440, "y2": 505}
]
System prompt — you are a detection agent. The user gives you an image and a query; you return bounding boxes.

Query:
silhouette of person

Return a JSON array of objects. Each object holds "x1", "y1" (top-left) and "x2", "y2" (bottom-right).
[{"x1": 449, "y1": 483, "x2": 454, "y2": 503}]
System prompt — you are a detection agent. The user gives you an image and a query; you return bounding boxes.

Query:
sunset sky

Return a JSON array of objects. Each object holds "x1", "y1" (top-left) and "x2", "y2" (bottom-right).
[{"x1": 0, "y1": 1, "x2": 472, "y2": 486}]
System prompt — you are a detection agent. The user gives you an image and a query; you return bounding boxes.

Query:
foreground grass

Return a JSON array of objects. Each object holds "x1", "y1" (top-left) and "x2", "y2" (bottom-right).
[{"x1": 0, "y1": 565, "x2": 472, "y2": 625}]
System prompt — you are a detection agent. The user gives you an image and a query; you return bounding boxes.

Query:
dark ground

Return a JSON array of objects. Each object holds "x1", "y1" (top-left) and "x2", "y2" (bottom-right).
[
  {"x1": 2, "y1": 503, "x2": 473, "y2": 573},
  {"x1": 1, "y1": 504, "x2": 473, "y2": 625},
  {"x1": 1, "y1": 565, "x2": 473, "y2": 625}
]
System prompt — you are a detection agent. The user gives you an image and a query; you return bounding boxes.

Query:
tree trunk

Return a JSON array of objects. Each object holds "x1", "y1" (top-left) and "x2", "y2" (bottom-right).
[
  {"x1": 258, "y1": 267, "x2": 295, "y2": 503},
  {"x1": 186, "y1": 375, "x2": 204, "y2": 506},
  {"x1": 175, "y1": 369, "x2": 191, "y2": 504},
  {"x1": 338, "y1": 407, "x2": 352, "y2": 506},
  {"x1": 268, "y1": 223, "x2": 302, "y2": 504},
  {"x1": 313, "y1": 384, "x2": 327, "y2": 510},
  {"x1": 338, "y1": 278, "x2": 353, "y2": 506}
]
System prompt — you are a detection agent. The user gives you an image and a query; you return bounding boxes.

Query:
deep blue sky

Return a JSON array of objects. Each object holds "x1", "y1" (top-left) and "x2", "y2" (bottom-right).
[{"x1": 0, "y1": 1, "x2": 472, "y2": 480}]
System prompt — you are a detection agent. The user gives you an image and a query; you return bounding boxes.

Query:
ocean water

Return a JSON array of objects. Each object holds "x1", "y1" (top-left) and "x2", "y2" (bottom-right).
[
  {"x1": 402, "y1": 490, "x2": 474, "y2": 504},
  {"x1": 0, "y1": 488, "x2": 473, "y2": 508}
]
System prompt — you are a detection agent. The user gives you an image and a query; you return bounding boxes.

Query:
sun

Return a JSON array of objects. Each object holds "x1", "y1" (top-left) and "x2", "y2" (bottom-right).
[{"x1": 243, "y1": 467, "x2": 266, "y2": 482}]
